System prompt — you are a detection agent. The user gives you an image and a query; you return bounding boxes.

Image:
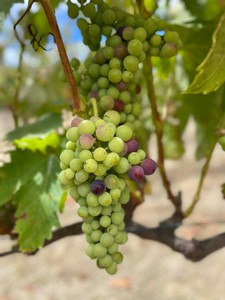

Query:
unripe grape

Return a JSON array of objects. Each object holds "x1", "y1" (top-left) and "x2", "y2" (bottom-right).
[
  {"x1": 60, "y1": 149, "x2": 75, "y2": 165},
  {"x1": 100, "y1": 232, "x2": 114, "y2": 247},
  {"x1": 97, "y1": 254, "x2": 113, "y2": 268},
  {"x1": 93, "y1": 243, "x2": 107, "y2": 258},
  {"x1": 83, "y1": 158, "x2": 98, "y2": 173},
  {"x1": 98, "y1": 192, "x2": 112, "y2": 206},
  {"x1": 123, "y1": 55, "x2": 139, "y2": 72},
  {"x1": 116, "y1": 124, "x2": 133, "y2": 141},
  {"x1": 79, "y1": 134, "x2": 95, "y2": 149},
  {"x1": 78, "y1": 120, "x2": 95, "y2": 135},
  {"x1": 160, "y1": 43, "x2": 177, "y2": 59},
  {"x1": 96, "y1": 123, "x2": 115, "y2": 142},
  {"x1": 99, "y1": 215, "x2": 111, "y2": 227}
]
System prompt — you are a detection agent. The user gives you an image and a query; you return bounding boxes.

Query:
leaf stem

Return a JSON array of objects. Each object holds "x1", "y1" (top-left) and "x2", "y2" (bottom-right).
[
  {"x1": 143, "y1": 56, "x2": 177, "y2": 205},
  {"x1": 184, "y1": 113, "x2": 225, "y2": 217},
  {"x1": 90, "y1": 98, "x2": 99, "y2": 117}
]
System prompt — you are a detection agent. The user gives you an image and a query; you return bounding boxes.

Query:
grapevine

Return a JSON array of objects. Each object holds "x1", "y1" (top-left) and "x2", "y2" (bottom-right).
[{"x1": 58, "y1": 0, "x2": 179, "y2": 274}]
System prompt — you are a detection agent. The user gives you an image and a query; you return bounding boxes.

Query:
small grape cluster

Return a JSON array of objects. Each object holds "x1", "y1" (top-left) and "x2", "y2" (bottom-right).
[
  {"x1": 58, "y1": 111, "x2": 157, "y2": 274},
  {"x1": 68, "y1": 0, "x2": 179, "y2": 127}
]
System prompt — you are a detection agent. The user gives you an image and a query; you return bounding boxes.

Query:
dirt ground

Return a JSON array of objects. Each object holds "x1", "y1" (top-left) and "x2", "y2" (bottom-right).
[{"x1": 0, "y1": 108, "x2": 225, "y2": 300}]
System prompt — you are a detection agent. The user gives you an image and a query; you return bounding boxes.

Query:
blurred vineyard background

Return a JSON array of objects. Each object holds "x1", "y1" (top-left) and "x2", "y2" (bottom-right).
[{"x1": 1, "y1": 0, "x2": 225, "y2": 299}]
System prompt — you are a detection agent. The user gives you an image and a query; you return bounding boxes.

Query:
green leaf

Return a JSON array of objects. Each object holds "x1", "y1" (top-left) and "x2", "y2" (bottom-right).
[
  {"x1": 14, "y1": 132, "x2": 60, "y2": 154},
  {"x1": 0, "y1": 0, "x2": 23, "y2": 15},
  {"x1": 185, "y1": 13, "x2": 225, "y2": 94},
  {"x1": 219, "y1": 136, "x2": 225, "y2": 151},
  {"x1": 14, "y1": 154, "x2": 61, "y2": 252},
  {"x1": 6, "y1": 113, "x2": 62, "y2": 141}
]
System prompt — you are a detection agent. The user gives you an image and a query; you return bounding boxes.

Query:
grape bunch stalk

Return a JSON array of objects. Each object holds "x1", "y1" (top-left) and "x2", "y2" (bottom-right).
[{"x1": 58, "y1": 0, "x2": 179, "y2": 274}]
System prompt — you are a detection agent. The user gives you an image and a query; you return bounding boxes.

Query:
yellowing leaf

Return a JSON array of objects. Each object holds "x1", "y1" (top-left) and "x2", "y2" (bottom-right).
[{"x1": 185, "y1": 12, "x2": 225, "y2": 94}]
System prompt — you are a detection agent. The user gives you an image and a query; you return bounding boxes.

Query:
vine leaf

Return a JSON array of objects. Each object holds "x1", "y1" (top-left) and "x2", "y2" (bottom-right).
[
  {"x1": 0, "y1": 0, "x2": 23, "y2": 15},
  {"x1": 6, "y1": 113, "x2": 62, "y2": 141},
  {"x1": 184, "y1": 12, "x2": 225, "y2": 94},
  {"x1": 14, "y1": 155, "x2": 61, "y2": 252}
]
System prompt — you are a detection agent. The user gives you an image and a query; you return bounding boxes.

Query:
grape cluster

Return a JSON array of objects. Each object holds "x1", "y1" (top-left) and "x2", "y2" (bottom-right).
[
  {"x1": 59, "y1": 0, "x2": 178, "y2": 274},
  {"x1": 68, "y1": 0, "x2": 179, "y2": 127},
  {"x1": 58, "y1": 112, "x2": 157, "y2": 274}
]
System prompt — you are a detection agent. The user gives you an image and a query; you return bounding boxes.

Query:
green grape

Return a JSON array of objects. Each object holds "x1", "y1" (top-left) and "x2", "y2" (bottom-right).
[
  {"x1": 66, "y1": 127, "x2": 79, "y2": 143},
  {"x1": 102, "y1": 46, "x2": 114, "y2": 59},
  {"x1": 150, "y1": 34, "x2": 162, "y2": 47},
  {"x1": 123, "y1": 55, "x2": 139, "y2": 72},
  {"x1": 133, "y1": 27, "x2": 147, "y2": 42},
  {"x1": 69, "y1": 186, "x2": 80, "y2": 200},
  {"x1": 88, "y1": 24, "x2": 101, "y2": 38},
  {"x1": 107, "y1": 224, "x2": 119, "y2": 236},
  {"x1": 77, "y1": 206, "x2": 89, "y2": 219},
  {"x1": 100, "y1": 232, "x2": 114, "y2": 247},
  {"x1": 103, "y1": 110, "x2": 120, "y2": 126},
  {"x1": 91, "y1": 219, "x2": 100, "y2": 230},
  {"x1": 75, "y1": 169, "x2": 89, "y2": 183},
  {"x1": 122, "y1": 70, "x2": 134, "y2": 83},
  {"x1": 60, "y1": 162, "x2": 67, "y2": 170},
  {"x1": 132, "y1": 102, "x2": 142, "y2": 116},
  {"x1": 119, "y1": 187, "x2": 130, "y2": 204},
  {"x1": 106, "y1": 261, "x2": 117, "y2": 275},
  {"x1": 66, "y1": 141, "x2": 76, "y2": 151},
  {"x1": 87, "y1": 192, "x2": 99, "y2": 207},
  {"x1": 58, "y1": 171, "x2": 73, "y2": 186},
  {"x1": 116, "y1": 124, "x2": 133, "y2": 141},
  {"x1": 77, "y1": 182, "x2": 91, "y2": 197},
  {"x1": 98, "y1": 192, "x2": 112, "y2": 206},
  {"x1": 95, "y1": 49, "x2": 106, "y2": 64},
  {"x1": 94, "y1": 163, "x2": 107, "y2": 176},
  {"x1": 112, "y1": 252, "x2": 123, "y2": 264},
  {"x1": 127, "y1": 39, "x2": 143, "y2": 56},
  {"x1": 159, "y1": 42, "x2": 177, "y2": 58},
  {"x1": 67, "y1": 0, "x2": 79, "y2": 19},
  {"x1": 86, "y1": 234, "x2": 94, "y2": 244},
  {"x1": 63, "y1": 168, "x2": 75, "y2": 180},
  {"x1": 128, "y1": 152, "x2": 141, "y2": 165},
  {"x1": 104, "y1": 174, "x2": 119, "y2": 190},
  {"x1": 108, "y1": 68, "x2": 122, "y2": 84},
  {"x1": 97, "y1": 254, "x2": 113, "y2": 268},
  {"x1": 119, "y1": 90, "x2": 131, "y2": 103},
  {"x1": 99, "y1": 95, "x2": 114, "y2": 111},
  {"x1": 143, "y1": 18, "x2": 157, "y2": 35},
  {"x1": 107, "y1": 86, "x2": 120, "y2": 99},
  {"x1": 82, "y1": 2, "x2": 96, "y2": 19},
  {"x1": 112, "y1": 202, "x2": 122, "y2": 212},
  {"x1": 77, "y1": 197, "x2": 87, "y2": 206},
  {"x1": 122, "y1": 26, "x2": 134, "y2": 41},
  {"x1": 101, "y1": 205, "x2": 112, "y2": 216},
  {"x1": 88, "y1": 205, "x2": 102, "y2": 217},
  {"x1": 124, "y1": 15, "x2": 136, "y2": 27},
  {"x1": 124, "y1": 104, "x2": 132, "y2": 114},
  {"x1": 87, "y1": 63, "x2": 101, "y2": 78},
  {"x1": 108, "y1": 137, "x2": 124, "y2": 153},
  {"x1": 70, "y1": 158, "x2": 83, "y2": 172},
  {"x1": 90, "y1": 229, "x2": 102, "y2": 242},
  {"x1": 102, "y1": 9, "x2": 116, "y2": 25},
  {"x1": 113, "y1": 157, "x2": 130, "y2": 174},
  {"x1": 97, "y1": 77, "x2": 110, "y2": 89},
  {"x1": 70, "y1": 57, "x2": 80, "y2": 69},
  {"x1": 93, "y1": 243, "x2": 107, "y2": 258},
  {"x1": 96, "y1": 123, "x2": 115, "y2": 142},
  {"x1": 110, "y1": 188, "x2": 121, "y2": 201},
  {"x1": 83, "y1": 158, "x2": 98, "y2": 173},
  {"x1": 100, "y1": 64, "x2": 110, "y2": 77},
  {"x1": 103, "y1": 152, "x2": 120, "y2": 168},
  {"x1": 77, "y1": 18, "x2": 89, "y2": 33},
  {"x1": 102, "y1": 25, "x2": 113, "y2": 37},
  {"x1": 164, "y1": 31, "x2": 179, "y2": 43},
  {"x1": 137, "y1": 149, "x2": 146, "y2": 160},
  {"x1": 60, "y1": 149, "x2": 75, "y2": 165},
  {"x1": 107, "y1": 243, "x2": 119, "y2": 255},
  {"x1": 82, "y1": 222, "x2": 93, "y2": 234},
  {"x1": 93, "y1": 147, "x2": 107, "y2": 161},
  {"x1": 78, "y1": 120, "x2": 95, "y2": 135},
  {"x1": 86, "y1": 244, "x2": 95, "y2": 259},
  {"x1": 149, "y1": 46, "x2": 160, "y2": 57},
  {"x1": 79, "y1": 150, "x2": 92, "y2": 162},
  {"x1": 99, "y1": 215, "x2": 111, "y2": 227},
  {"x1": 111, "y1": 211, "x2": 125, "y2": 225},
  {"x1": 109, "y1": 57, "x2": 122, "y2": 69}
]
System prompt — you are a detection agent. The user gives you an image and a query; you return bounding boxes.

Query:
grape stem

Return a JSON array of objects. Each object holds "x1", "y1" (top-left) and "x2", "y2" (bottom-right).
[
  {"x1": 14, "y1": 0, "x2": 81, "y2": 112},
  {"x1": 90, "y1": 98, "x2": 99, "y2": 117},
  {"x1": 143, "y1": 56, "x2": 182, "y2": 214}
]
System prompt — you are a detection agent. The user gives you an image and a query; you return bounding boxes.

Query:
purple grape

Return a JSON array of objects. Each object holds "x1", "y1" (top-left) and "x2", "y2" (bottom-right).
[
  {"x1": 79, "y1": 134, "x2": 95, "y2": 150},
  {"x1": 115, "y1": 81, "x2": 128, "y2": 91},
  {"x1": 71, "y1": 116, "x2": 83, "y2": 127},
  {"x1": 141, "y1": 158, "x2": 157, "y2": 175},
  {"x1": 113, "y1": 99, "x2": 124, "y2": 112},
  {"x1": 114, "y1": 44, "x2": 128, "y2": 59},
  {"x1": 119, "y1": 142, "x2": 128, "y2": 156},
  {"x1": 116, "y1": 26, "x2": 126, "y2": 38},
  {"x1": 91, "y1": 180, "x2": 106, "y2": 195},
  {"x1": 135, "y1": 85, "x2": 141, "y2": 94},
  {"x1": 126, "y1": 138, "x2": 139, "y2": 153},
  {"x1": 128, "y1": 166, "x2": 145, "y2": 182}
]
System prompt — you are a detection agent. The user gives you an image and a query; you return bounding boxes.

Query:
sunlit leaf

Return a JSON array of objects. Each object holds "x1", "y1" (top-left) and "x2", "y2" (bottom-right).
[{"x1": 185, "y1": 13, "x2": 225, "y2": 94}]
